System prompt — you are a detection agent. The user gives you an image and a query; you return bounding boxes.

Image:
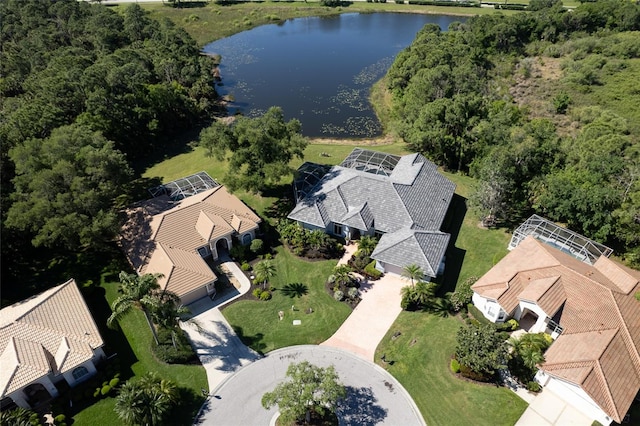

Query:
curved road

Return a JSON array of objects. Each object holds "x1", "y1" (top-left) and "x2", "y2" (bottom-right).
[{"x1": 194, "y1": 345, "x2": 425, "y2": 426}]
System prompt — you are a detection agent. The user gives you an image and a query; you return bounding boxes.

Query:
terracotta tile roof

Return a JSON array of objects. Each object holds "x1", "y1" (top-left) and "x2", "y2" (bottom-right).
[
  {"x1": 472, "y1": 236, "x2": 640, "y2": 423},
  {"x1": 120, "y1": 186, "x2": 261, "y2": 301},
  {"x1": 0, "y1": 280, "x2": 104, "y2": 397}
]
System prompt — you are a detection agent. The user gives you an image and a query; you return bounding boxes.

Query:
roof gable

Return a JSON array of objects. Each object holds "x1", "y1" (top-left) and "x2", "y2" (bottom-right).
[
  {"x1": 473, "y1": 235, "x2": 640, "y2": 422},
  {"x1": 0, "y1": 280, "x2": 104, "y2": 397},
  {"x1": 372, "y1": 229, "x2": 450, "y2": 277},
  {"x1": 121, "y1": 185, "x2": 260, "y2": 300}
]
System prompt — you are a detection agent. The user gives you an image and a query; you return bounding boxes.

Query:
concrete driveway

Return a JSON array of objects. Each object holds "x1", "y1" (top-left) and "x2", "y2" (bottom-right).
[
  {"x1": 195, "y1": 345, "x2": 425, "y2": 426},
  {"x1": 321, "y1": 244, "x2": 406, "y2": 361},
  {"x1": 515, "y1": 388, "x2": 593, "y2": 426},
  {"x1": 181, "y1": 257, "x2": 260, "y2": 392},
  {"x1": 321, "y1": 275, "x2": 405, "y2": 361}
]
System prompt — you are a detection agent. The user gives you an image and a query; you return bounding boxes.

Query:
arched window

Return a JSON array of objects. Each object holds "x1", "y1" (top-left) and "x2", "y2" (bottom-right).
[
  {"x1": 242, "y1": 233, "x2": 252, "y2": 245},
  {"x1": 72, "y1": 366, "x2": 89, "y2": 381}
]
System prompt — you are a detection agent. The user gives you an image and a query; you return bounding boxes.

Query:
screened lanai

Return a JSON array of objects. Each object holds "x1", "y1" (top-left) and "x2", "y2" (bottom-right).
[
  {"x1": 509, "y1": 214, "x2": 613, "y2": 265},
  {"x1": 293, "y1": 162, "x2": 332, "y2": 202},
  {"x1": 339, "y1": 148, "x2": 400, "y2": 176},
  {"x1": 149, "y1": 171, "x2": 219, "y2": 201}
]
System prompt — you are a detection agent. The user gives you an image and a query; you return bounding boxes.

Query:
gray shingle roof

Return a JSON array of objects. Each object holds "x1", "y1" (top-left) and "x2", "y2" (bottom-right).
[
  {"x1": 288, "y1": 149, "x2": 456, "y2": 276},
  {"x1": 371, "y1": 229, "x2": 450, "y2": 277}
]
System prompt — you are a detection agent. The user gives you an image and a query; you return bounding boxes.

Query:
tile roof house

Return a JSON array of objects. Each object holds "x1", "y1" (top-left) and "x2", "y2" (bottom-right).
[
  {"x1": 0, "y1": 279, "x2": 106, "y2": 409},
  {"x1": 288, "y1": 148, "x2": 455, "y2": 279},
  {"x1": 471, "y1": 235, "x2": 640, "y2": 425},
  {"x1": 120, "y1": 183, "x2": 261, "y2": 305}
]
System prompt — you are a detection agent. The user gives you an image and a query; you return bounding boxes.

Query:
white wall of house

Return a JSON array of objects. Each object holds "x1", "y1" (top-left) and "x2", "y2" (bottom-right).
[
  {"x1": 472, "y1": 293, "x2": 508, "y2": 322},
  {"x1": 517, "y1": 300, "x2": 550, "y2": 333},
  {"x1": 61, "y1": 358, "x2": 99, "y2": 387},
  {"x1": 536, "y1": 370, "x2": 612, "y2": 425},
  {"x1": 12, "y1": 376, "x2": 59, "y2": 409}
]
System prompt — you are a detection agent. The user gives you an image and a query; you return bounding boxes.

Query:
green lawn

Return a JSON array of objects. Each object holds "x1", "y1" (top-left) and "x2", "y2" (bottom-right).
[
  {"x1": 222, "y1": 246, "x2": 352, "y2": 353},
  {"x1": 376, "y1": 313, "x2": 528, "y2": 426},
  {"x1": 72, "y1": 275, "x2": 207, "y2": 426},
  {"x1": 369, "y1": 170, "x2": 520, "y2": 426}
]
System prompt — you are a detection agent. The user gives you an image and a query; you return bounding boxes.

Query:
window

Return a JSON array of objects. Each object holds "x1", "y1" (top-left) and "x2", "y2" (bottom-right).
[
  {"x1": 333, "y1": 224, "x2": 343, "y2": 236},
  {"x1": 197, "y1": 246, "x2": 210, "y2": 257},
  {"x1": 72, "y1": 366, "x2": 89, "y2": 381},
  {"x1": 242, "y1": 233, "x2": 252, "y2": 245}
]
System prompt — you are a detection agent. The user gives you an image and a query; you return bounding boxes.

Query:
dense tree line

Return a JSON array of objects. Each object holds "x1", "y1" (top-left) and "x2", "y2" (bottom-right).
[
  {"x1": 386, "y1": 0, "x2": 640, "y2": 264},
  {"x1": 0, "y1": 0, "x2": 219, "y2": 297}
]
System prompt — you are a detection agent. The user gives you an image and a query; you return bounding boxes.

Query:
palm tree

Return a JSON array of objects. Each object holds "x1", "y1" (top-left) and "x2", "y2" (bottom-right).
[
  {"x1": 108, "y1": 271, "x2": 173, "y2": 346},
  {"x1": 402, "y1": 264, "x2": 423, "y2": 287},
  {"x1": 400, "y1": 285, "x2": 417, "y2": 310},
  {"x1": 413, "y1": 281, "x2": 437, "y2": 307},
  {"x1": 356, "y1": 235, "x2": 377, "y2": 257},
  {"x1": 520, "y1": 347, "x2": 545, "y2": 370},
  {"x1": 333, "y1": 264, "x2": 353, "y2": 287},
  {"x1": 146, "y1": 291, "x2": 191, "y2": 329},
  {"x1": 115, "y1": 373, "x2": 178, "y2": 426},
  {"x1": 107, "y1": 272, "x2": 164, "y2": 329},
  {"x1": 254, "y1": 259, "x2": 277, "y2": 289}
]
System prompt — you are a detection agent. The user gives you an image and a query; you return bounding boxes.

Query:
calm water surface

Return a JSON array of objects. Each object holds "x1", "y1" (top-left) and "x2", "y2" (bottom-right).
[{"x1": 204, "y1": 13, "x2": 464, "y2": 138}]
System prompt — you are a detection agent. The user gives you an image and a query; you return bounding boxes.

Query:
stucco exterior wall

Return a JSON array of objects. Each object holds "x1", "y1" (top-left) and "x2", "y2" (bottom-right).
[
  {"x1": 61, "y1": 359, "x2": 98, "y2": 387},
  {"x1": 472, "y1": 293, "x2": 507, "y2": 322},
  {"x1": 180, "y1": 286, "x2": 209, "y2": 305}
]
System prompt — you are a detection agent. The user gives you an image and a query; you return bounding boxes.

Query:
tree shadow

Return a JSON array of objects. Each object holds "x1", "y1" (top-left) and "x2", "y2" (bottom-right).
[
  {"x1": 437, "y1": 193, "x2": 467, "y2": 295},
  {"x1": 338, "y1": 386, "x2": 388, "y2": 426},
  {"x1": 183, "y1": 317, "x2": 264, "y2": 368},
  {"x1": 166, "y1": 387, "x2": 206, "y2": 426},
  {"x1": 279, "y1": 282, "x2": 309, "y2": 298}
]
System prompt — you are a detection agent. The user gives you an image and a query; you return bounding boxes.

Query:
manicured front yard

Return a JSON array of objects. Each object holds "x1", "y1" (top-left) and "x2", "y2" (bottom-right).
[
  {"x1": 222, "y1": 246, "x2": 352, "y2": 354},
  {"x1": 376, "y1": 313, "x2": 528, "y2": 426},
  {"x1": 72, "y1": 276, "x2": 207, "y2": 425}
]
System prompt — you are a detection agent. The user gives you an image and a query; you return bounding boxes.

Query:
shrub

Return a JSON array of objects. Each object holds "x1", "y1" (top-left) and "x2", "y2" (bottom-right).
[
  {"x1": 459, "y1": 364, "x2": 491, "y2": 382},
  {"x1": 153, "y1": 342, "x2": 197, "y2": 364},
  {"x1": 334, "y1": 290, "x2": 344, "y2": 301},
  {"x1": 467, "y1": 303, "x2": 494, "y2": 326},
  {"x1": 152, "y1": 328, "x2": 197, "y2": 364},
  {"x1": 100, "y1": 385, "x2": 111, "y2": 396},
  {"x1": 55, "y1": 414, "x2": 66, "y2": 423},
  {"x1": 526, "y1": 381, "x2": 542, "y2": 392},
  {"x1": 109, "y1": 378, "x2": 120, "y2": 388},
  {"x1": 250, "y1": 238, "x2": 264, "y2": 254},
  {"x1": 363, "y1": 260, "x2": 382, "y2": 280},
  {"x1": 241, "y1": 262, "x2": 251, "y2": 271},
  {"x1": 553, "y1": 92, "x2": 571, "y2": 114},
  {"x1": 450, "y1": 276, "x2": 478, "y2": 312},
  {"x1": 327, "y1": 274, "x2": 336, "y2": 284},
  {"x1": 230, "y1": 242, "x2": 250, "y2": 262},
  {"x1": 259, "y1": 290, "x2": 272, "y2": 301},
  {"x1": 506, "y1": 319, "x2": 519, "y2": 331},
  {"x1": 450, "y1": 358, "x2": 460, "y2": 374},
  {"x1": 347, "y1": 287, "x2": 359, "y2": 299},
  {"x1": 253, "y1": 288, "x2": 263, "y2": 298}
]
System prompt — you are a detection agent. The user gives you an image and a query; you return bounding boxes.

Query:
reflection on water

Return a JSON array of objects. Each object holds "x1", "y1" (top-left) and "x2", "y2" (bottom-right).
[{"x1": 204, "y1": 13, "x2": 464, "y2": 138}]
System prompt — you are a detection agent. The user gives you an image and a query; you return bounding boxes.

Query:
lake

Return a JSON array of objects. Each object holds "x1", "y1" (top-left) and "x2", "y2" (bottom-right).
[{"x1": 204, "y1": 13, "x2": 464, "y2": 139}]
